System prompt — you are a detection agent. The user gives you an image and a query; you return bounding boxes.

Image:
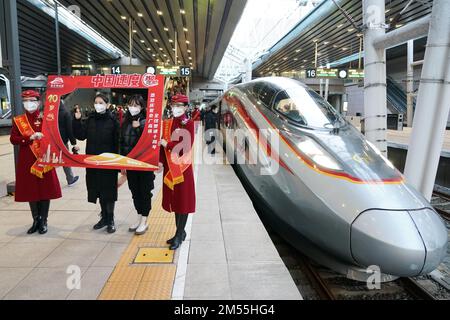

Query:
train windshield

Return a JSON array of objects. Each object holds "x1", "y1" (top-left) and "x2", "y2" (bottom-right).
[{"x1": 273, "y1": 87, "x2": 345, "y2": 129}]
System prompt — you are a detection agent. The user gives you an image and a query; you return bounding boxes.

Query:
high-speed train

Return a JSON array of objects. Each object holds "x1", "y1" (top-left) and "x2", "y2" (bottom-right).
[{"x1": 211, "y1": 77, "x2": 448, "y2": 281}]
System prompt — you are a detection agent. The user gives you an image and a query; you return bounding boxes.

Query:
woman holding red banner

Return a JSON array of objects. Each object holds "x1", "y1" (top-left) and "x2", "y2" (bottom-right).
[
  {"x1": 159, "y1": 94, "x2": 196, "y2": 250},
  {"x1": 120, "y1": 95, "x2": 155, "y2": 236},
  {"x1": 10, "y1": 90, "x2": 62, "y2": 235},
  {"x1": 73, "y1": 93, "x2": 120, "y2": 234}
]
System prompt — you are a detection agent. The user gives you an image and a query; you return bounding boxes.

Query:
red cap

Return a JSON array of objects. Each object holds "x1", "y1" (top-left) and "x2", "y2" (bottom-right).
[
  {"x1": 171, "y1": 94, "x2": 189, "y2": 104},
  {"x1": 22, "y1": 90, "x2": 41, "y2": 99}
]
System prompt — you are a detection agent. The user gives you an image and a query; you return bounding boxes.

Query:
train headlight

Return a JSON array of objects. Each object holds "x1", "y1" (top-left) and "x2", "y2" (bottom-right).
[{"x1": 297, "y1": 138, "x2": 343, "y2": 171}]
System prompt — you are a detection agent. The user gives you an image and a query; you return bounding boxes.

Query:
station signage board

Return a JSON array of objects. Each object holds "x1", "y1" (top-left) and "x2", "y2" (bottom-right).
[
  {"x1": 348, "y1": 69, "x2": 365, "y2": 79},
  {"x1": 108, "y1": 65, "x2": 192, "y2": 77},
  {"x1": 305, "y1": 68, "x2": 364, "y2": 79}
]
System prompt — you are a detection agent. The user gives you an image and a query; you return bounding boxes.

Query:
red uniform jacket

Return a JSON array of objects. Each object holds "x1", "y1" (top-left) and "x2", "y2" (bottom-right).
[
  {"x1": 10, "y1": 111, "x2": 62, "y2": 202},
  {"x1": 160, "y1": 115, "x2": 196, "y2": 214}
]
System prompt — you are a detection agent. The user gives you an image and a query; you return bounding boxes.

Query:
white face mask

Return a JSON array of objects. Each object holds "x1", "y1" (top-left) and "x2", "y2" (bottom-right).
[
  {"x1": 129, "y1": 106, "x2": 141, "y2": 117},
  {"x1": 94, "y1": 103, "x2": 106, "y2": 113},
  {"x1": 23, "y1": 101, "x2": 39, "y2": 113},
  {"x1": 172, "y1": 106, "x2": 185, "y2": 118}
]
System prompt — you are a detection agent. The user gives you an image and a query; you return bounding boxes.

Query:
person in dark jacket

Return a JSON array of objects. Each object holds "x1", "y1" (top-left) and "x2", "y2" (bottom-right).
[
  {"x1": 119, "y1": 95, "x2": 155, "y2": 235},
  {"x1": 204, "y1": 105, "x2": 219, "y2": 154},
  {"x1": 73, "y1": 93, "x2": 120, "y2": 233},
  {"x1": 58, "y1": 100, "x2": 79, "y2": 186}
]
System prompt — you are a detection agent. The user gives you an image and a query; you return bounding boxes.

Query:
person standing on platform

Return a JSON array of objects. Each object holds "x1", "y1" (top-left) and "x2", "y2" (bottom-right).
[
  {"x1": 159, "y1": 94, "x2": 196, "y2": 250},
  {"x1": 119, "y1": 95, "x2": 155, "y2": 235},
  {"x1": 58, "y1": 100, "x2": 79, "y2": 186},
  {"x1": 10, "y1": 90, "x2": 62, "y2": 235},
  {"x1": 73, "y1": 93, "x2": 120, "y2": 233},
  {"x1": 204, "y1": 105, "x2": 219, "y2": 154}
]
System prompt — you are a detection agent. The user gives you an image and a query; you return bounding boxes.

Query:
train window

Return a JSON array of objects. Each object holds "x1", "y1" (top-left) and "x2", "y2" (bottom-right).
[
  {"x1": 257, "y1": 83, "x2": 279, "y2": 108},
  {"x1": 273, "y1": 87, "x2": 344, "y2": 129}
]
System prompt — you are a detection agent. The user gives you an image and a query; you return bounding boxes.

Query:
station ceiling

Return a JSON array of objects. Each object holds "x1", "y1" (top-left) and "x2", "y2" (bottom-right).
[
  {"x1": 17, "y1": 0, "x2": 247, "y2": 79},
  {"x1": 253, "y1": 0, "x2": 433, "y2": 76}
]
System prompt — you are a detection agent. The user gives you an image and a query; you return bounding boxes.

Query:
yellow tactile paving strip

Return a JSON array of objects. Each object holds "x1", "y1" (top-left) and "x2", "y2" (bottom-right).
[{"x1": 98, "y1": 191, "x2": 178, "y2": 300}]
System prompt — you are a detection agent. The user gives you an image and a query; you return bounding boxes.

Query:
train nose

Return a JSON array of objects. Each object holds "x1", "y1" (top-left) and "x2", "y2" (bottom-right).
[{"x1": 351, "y1": 209, "x2": 448, "y2": 277}]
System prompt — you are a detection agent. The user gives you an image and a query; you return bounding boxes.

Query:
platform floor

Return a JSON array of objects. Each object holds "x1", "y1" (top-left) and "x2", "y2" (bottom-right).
[
  {"x1": 0, "y1": 135, "x2": 301, "y2": 300},
  {"x1": 387, "y1": 128, "x2": 450, "y2": 157}
]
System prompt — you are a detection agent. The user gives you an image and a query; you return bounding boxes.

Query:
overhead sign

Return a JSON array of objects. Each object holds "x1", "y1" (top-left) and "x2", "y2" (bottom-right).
[
  {"x1": 348, "y1": 69, "x2": 365, "y2": 79},
  {"x1": 180, "y1": 66, "x2": 191, "y2": 77},
  {"x1": 157, "y1": 66, "x2": 178, "y2": 76},
  {"x1": 39, "y1": 74, "x2": 165, "y2": 171},
  {"x1": 111, "y1": 65, "x2": 121, "y2": 75},
  {"x1": 304, "y1": 68, "x2": 364, "y2": 79}
]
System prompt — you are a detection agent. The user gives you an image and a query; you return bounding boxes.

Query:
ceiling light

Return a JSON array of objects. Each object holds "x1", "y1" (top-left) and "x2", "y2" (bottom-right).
[
  {"x1": 296, "y1": 49, "x2": 301, "y2": 52},
  {"x1": 187, "y1": 49, "x2": 191, "y2": 53},
  {"x1": 183, "y1": 27, "x2": 188, "y2": 32},
  {"x1": 154, "y1": 39, "x2": 158, "y2": 42},
  {"x1": 164, "y1": 27, "x2": 169, "y2": 31},
  {"x1": 186, "y1": 40, "x2": 190, "y2": 44},
  {"x1": 159, "y1": 48, "x2": 163, "y2": 51},
  {"x1": 121, "y1": 16, "x2": 127, "y2": 20},
  {"x1": 133, "y1": 30, "x2": 137, "y2": 33},
  {"x1": 140, "y1": 40, "x2": 145, "y2": 43},
  {"x1": 189, "y1": 57, "x2": 192, "y2": 60},
  {"x1": 147, "y1": 28, "x2": 152, "y2": 32},
  {"x1": 169, "y1": 39, "x2": 173, "y2": 43},
  {"x1": 157, "y1": 10, "x2": 163, "y2": 15},
  {"x1": 137, "y1": 13, "x2": 143, "y2": 17},
  {"x1": 147, "y1": 48, "x2": 151, "y2": 51},
  {"x1": 180, "y1": 9, "x2": 186, "y2": 14}
]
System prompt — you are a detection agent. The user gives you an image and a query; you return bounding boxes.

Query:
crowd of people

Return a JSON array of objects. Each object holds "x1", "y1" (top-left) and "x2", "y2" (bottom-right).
[{"x1": 10, "y1": 89, "x2": 197, "y2": 251}]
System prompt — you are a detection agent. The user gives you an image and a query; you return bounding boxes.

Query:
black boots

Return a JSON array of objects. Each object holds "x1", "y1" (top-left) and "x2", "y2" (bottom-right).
[
  {"x1": 28, "y1": 201, "x2": 49, "y2": 234},
  {"x1": 167, "y1": 214, "x2": 187, "y2": 245},
  {"x1": 27, "y1": 202, "x2": 40, "y2": 234},
  {"x1": 169, "y1": 214, "x2": 188, "y2": 250},
  {"x1": 38, "y1": 201, "x2": 49, "y2": 234},
  {"x1": 105, "y1": 202, "x2": 116, "y2": 234},
  {"x1": 95, "y1": 200, "x2": 116, "y2": 233}
]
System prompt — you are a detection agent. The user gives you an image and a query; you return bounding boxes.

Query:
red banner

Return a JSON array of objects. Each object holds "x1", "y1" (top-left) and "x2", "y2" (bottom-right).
[{"x1": 38, "y1": 74, "x2": 165, "y2": 171}]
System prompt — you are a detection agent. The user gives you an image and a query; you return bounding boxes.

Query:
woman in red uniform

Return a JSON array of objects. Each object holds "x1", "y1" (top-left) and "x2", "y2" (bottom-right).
[
  {"x1": 160, "y1": 94, "x2": 196, "y2": 250},
  {"x1": 10, "y1": 90, "x2": 62, "y2": 234}
]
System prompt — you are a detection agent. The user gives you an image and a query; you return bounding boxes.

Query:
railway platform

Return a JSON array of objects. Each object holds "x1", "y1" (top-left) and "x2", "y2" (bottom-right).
[{"x1": 0, "y1": 135, "x2": 301, "y2": 300}]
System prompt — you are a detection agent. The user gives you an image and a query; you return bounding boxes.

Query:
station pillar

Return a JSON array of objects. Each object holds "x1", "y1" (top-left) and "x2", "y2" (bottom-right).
[
  {"x1": 404, "y1": 0, "x2": 450, "y2": 201},
  {"x1": 363, "y1": 0, "x2": 387, "y2": 155},
  {"x1": 0, "y1": 0, "x2": 22, "y2": 169}
]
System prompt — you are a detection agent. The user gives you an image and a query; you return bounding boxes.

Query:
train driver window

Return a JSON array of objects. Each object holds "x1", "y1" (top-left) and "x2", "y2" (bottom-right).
[
  {"x1": 273, "y1": 91, "x2": 307, "y2": 125},
  {"x1": 257, "y1": 83, "x2": 279, "y2": 108}
]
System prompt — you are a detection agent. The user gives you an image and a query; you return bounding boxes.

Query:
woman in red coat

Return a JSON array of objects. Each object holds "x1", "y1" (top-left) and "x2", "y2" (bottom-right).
[
  {"x1": 160, "y1": 94, "x2": 196, "y2": 250},
  {"x1": 10, "y1": 90, "x2": 62, "y2": 234}
]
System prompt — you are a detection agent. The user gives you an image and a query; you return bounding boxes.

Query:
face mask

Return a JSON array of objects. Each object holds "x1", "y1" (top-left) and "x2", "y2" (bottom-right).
[
  {"x1": 24, "y1": 101, "x2": 39, "y2": 113},
  {"x1": 172, "y1": 106, "x2": 185, "y2": 118},
  {"x1": 94, "y1": 104, "x2": 106, "y2": 113},
  {"x1": 129, "y1": 106, "x2": 141, "y2": 117}
]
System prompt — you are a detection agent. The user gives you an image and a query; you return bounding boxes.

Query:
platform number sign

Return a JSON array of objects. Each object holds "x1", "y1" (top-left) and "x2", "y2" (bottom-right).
[
  {"x1": 306, "y1": 69, "x2": 317, "y2": 79},
  {"x1": 111, "y1": 65, "x2": 121, "y2": 75},
  {"x1": 180, "y1": 66, "x2": 191, "y2": 77}
]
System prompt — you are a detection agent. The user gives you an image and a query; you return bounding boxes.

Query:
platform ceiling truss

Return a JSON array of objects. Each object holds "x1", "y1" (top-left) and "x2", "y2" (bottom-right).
[
  {"x1": 16, "y1": 0, "x2": 246, "y2": 78},
  {"x1": 253, "y1": 0, "x2": 433, "y2": 76}
]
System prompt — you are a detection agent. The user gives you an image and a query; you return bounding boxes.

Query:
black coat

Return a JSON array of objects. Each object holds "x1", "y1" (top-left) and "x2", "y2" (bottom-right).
[
  {"x1": 204, "y1": 111, "x2": 219, "y2": 131},
  {"x1": 58, "y1": 106, "x2": 76, "y2": 145},
  {"x1": 120, "y1": 111, "x2": 146, "y2": 156},
  {"x1": 73, "y1": 111, "x2": 120, "y2": 203}
]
